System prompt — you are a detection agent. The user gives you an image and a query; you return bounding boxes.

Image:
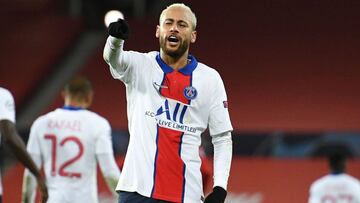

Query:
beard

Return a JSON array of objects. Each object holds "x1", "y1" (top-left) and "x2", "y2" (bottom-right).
[{"x1": 159, "y1": 36, "x2": 190, "y2": 59}]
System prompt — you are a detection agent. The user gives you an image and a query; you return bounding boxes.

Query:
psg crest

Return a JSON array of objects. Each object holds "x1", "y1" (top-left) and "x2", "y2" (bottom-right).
[{"x1": 183, "y1": 86, "x2": 197, "y2": 100}]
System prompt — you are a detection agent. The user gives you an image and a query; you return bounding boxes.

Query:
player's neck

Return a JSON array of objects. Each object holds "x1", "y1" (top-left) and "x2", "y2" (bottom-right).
[
  {"x1": 64, "y1": 101, "x2": 87, "y2": 109},
  {"x1": 331, "y1": 169, "x2": 345, "y2": 175},
  {"x1": 160, "y1": 51, "x2": 189, "y2": 71}
]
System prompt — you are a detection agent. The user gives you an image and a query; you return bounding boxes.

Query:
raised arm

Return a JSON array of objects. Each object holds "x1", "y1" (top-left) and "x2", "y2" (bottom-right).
[{"x1": 103, "y1": 19, "x2": 131, "y2": 77}]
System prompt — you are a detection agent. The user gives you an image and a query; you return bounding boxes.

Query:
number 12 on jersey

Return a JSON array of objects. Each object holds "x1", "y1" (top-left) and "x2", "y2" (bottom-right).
[
  {"x1": 321, "y1": 194, "x2": 354, "y2": 203},
  {"x1": 44, "y1": 134, "x2": 84, "y2": 178}
]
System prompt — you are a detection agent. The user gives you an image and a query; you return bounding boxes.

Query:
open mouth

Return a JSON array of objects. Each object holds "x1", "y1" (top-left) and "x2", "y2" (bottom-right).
[{"x1": 167, "y1": 35, "x2": 179, "y2": 43}]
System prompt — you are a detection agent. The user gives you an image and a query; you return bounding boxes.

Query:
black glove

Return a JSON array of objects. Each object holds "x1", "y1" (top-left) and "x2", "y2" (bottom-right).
[
  {"x1": 204, "y1": 186, "x2": 227, "y2": 203},
  {"x1": 108, "y1": 18, "x2": 130, "y2": 40}
]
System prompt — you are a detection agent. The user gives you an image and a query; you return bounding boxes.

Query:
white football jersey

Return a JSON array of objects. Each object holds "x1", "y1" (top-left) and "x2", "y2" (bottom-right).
[
  {"x1": 105, "y1": 39, "x2": 233, "y2": 203},
  {"x1": 27, "y1": 107, "x2": 114, "y2": 203},
  {"x1": 0, "y1": 87, "x2": 16, "y2": 195},
  {"x1": 308, "y1": 173, "x2": 360, "y2": 203}
]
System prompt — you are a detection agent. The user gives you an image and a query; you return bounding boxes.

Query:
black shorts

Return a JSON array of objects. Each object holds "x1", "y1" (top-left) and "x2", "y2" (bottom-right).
[{"x1": 118, "y1": 191, "x2": 172, "y2": 203}]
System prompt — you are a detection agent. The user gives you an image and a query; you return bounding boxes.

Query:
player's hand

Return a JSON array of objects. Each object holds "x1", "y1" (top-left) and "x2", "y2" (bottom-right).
[
  {"x1": 36, "y1": 177, "x2": 48, "y2": 203},
  {"x1": 108, "y1": 19, "x2": 130, "y2": 40},
  {"x1": 204, "y1": 186, "x2": 227, "y2": 203}
]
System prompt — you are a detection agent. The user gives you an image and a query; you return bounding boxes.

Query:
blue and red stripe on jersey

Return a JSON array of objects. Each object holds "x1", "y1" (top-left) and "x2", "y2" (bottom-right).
[
  {"x1": 151, "y1": 54, "x2": 198, "y2": 202},
  {"x1": 156, "y1": 54, "x2": 198, "y2": 104}
]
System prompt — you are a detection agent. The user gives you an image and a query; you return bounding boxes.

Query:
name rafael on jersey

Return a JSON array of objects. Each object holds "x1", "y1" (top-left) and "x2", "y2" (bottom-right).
[{"x1": 47, "y1": 119, "x2": 82, "y2": 132}]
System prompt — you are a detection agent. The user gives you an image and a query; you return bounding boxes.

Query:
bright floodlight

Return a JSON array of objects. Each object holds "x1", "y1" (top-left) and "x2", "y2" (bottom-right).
[{"x1": 104, "y1": 10, "x2": 124, "y2": 27}]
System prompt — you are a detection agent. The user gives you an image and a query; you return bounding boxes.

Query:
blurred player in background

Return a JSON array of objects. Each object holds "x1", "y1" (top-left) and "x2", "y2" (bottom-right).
[
  {"x1": 308, "y1": 152, "x2": 360, "y2": 203},
  {"x1": 104, "y1": 3, "x2": 232, "y2": 203},
  {"x1": 22, "y1": 76, "x2": 120, "y2": 203},
  {"x1": 0, "y1": 87, "x2": 48, "y2": 203}
]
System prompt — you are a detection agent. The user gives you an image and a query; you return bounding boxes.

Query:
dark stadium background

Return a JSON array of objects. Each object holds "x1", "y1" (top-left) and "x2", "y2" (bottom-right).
[{"x1": 1, "y1": 0, "x2": 359, "y2": 202}]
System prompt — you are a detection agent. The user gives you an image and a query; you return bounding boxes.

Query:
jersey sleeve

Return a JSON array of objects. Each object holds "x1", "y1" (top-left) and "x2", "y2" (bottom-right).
[
  {"x1": 27, "y1": 118, "x2": 43, "y2": 156},
  {"x1": 0, "y1": 89, "x2": 15, "y2": 122},
  {"x1": 95, "y1": 118, "x2": 114, "y2": 155},
  {"x1": 103, "y1": 36, "x2": 145, "y2": 85},
  {"x1": 212, "y1": 131, "x2": 232, "y2": 190},
  {"x1": 97, "y1": 153, "x2": 121, "y2": 193},
  {"x1": 208, "y1": 72, "x2": 233, "y2": 136},
  {"x1": 307, "y1": 181, "x2": 321, "y2": 203},
  {"x1": 353, "y1": 179, "x2": 360, "y2": 201}
]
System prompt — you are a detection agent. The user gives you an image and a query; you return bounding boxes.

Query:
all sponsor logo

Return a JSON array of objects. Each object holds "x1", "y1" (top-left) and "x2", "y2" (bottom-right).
[{"x1": 145, "y1": 99, "x2": 197, "y2": 134}]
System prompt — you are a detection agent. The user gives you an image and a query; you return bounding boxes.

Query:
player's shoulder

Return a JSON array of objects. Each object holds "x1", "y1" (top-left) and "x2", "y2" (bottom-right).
[
  {"x1": 195, "y1": 62, "x2": 222, "y2": 79},
  {"x1": 145, "y1": 51, "x2": 158, "y2": 58},
  {"x1": 144, "y1": 51, "x2": 160, "y2": 64},
  {"x1": 125, "y1": 50, "x2": 157, "y2": 61},
  {"x1": 309, "y1": 175, "x2": 330, "y2": 191},
  {"x1": 0, "y1": 87, "x2": 14, "y2": 100},
  {"x1": 194, "y1": 62, "x2": 225, "y2": 89},
  {"x1": 82, "y1": 110, "x2": 111, "y2": 127},
  {"x1": 343, "y1": 174, "x2": 360, "y2": 186}
]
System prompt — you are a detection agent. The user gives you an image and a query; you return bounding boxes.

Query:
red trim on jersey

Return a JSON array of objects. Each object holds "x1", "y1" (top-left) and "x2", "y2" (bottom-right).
[
  {"x1": 153, "y1": 69, "x2": 192, "y2": 202},
  {"x1": 152, "y1": 127, "x2": 185, "y2": 202},
  {"x1": 160, "y1": 71, "x2": 190, "y2": 104}
]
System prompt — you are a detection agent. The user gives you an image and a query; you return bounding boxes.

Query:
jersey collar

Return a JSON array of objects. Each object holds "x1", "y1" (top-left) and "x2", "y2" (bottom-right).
[
  {"x1": 62, "y1": 105, "x2": 84, "y2": 111},
  {"x1": 330, "y1": 171, "x2": 344, "y2": 175},
  {"x1": 156, "y1": 53, "x2": 198, "y2": 75}
]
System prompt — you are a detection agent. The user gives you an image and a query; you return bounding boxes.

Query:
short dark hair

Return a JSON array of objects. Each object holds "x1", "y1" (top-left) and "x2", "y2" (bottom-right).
[
  {"x1": 311, "y1": 142, "x2": 353, "y2": 173},
  {"x1": 328, "y1": 152, "x2": 346, "y2": 173},
  {"x1": 311, "y1": 142, "x2": 353, "y2": 158},
  {"x1": 64, "y1": 76, "x2": 93, "y2": 99}
]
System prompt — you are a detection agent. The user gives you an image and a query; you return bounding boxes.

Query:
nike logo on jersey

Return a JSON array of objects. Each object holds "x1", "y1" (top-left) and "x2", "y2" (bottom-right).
[{"x1": 153, "y1": 82, "x2": 169, "y2": 89}]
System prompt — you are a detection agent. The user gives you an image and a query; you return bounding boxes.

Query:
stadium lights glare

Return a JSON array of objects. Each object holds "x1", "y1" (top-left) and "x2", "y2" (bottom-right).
[{"x1": 104, "y1": 10, "x2": 124, "y2": 27}]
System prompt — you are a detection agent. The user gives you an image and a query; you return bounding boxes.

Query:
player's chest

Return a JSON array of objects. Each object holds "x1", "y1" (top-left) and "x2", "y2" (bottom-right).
[{"x1": 147, "y1": 70, "x2": 209, "y2": 108}]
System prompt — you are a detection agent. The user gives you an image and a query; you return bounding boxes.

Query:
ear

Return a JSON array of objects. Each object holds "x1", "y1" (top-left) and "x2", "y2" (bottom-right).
[
  {"x1": 85, "y1": 92, "x2": 94, "y2": 108},
  {"x1": 62, "y1": 90, "x2": 70, "y2": 106},
  {"x1": 191, "y1": 30, "x2": 197, "y2": 43},
  {"x1": 61, "y1": 91, "x2": 66, "y2": 100},
  {"x1": 155, "y1": 25, "x2": 160, "y2": 38}
]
